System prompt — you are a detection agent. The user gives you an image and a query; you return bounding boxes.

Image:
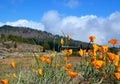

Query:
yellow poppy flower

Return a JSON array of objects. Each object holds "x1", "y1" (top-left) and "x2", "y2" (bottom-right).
[
  {"x1": 10, "y1": 61, "x2": 15, "y2": 69},
  {"x1": 60, "y1": 38, "x2": 64, "y2": 45},
  {"x1": 13, "y1": 73, "x2": 17, "y2": 78},
  {"x1": 38, "y1": 69, "x2": 42, "y2": 75},
  {"x1": 78, "y1": 49, "x2": 83, "y2": 57}
]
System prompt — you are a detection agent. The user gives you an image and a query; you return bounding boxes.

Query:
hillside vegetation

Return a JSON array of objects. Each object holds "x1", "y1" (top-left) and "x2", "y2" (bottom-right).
[{"x1": 0, "y1": 25, "x2": 91, "y2": 51}]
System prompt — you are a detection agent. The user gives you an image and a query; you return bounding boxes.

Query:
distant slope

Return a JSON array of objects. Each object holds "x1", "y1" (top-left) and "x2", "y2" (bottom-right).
[
  {"x1": 0, "y1": 25, "x2": 92, "y2": 51},
  {"x1": 0, "y1": 25, "x2": 54, "y2": 39}
]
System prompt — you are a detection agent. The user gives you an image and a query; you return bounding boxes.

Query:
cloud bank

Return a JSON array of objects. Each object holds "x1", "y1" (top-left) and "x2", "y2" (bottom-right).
[{"x1": 0, "y1": 11, "x2": 120, "y2": 44}]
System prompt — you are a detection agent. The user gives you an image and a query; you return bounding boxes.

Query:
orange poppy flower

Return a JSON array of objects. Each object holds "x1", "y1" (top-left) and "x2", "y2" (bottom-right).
[
  {"x1": 38, "y1": 69, "x2": 42, "y2": 75},
  {"x1": 114, "y1": 61, "x2": 119, "y2": 67},
  {"x1": 102, "y1": 45, "x2": 108, "y2": 53},
  {"x1": 1, "y1": 79, "x2": 8, "y2": 84},
  {"x1": 61, "y1": 49, "x2": 67, "y2": 54},
  {"x1": 108, "y1": 39, "x2": 118, "y2": 45},
  {"x1": 39, "y1": 56, "x2": 46, "y2": 62},
  {"x1": 65, "y1": 63, "x2": 72, "y2": 70},
  {"x1": 114, "y1": 72, "x2": 120, "y2": 80},
  {"x1": 89, "y1": 36, "x2": 96, "y2": 42},
  {"x1": 107, "y1": 52, "x2": 115, "y2": 61},
  {"x1": 67, "y1": 34, "x2": 70, "y2": 41},
  {"x1": 116, "y1": 66, "x2": 120, "y2": 72},
  {"x1": 10, "y1": 61, "x2": 15, "y2": 69},
  {"x1": 68, "y1": 70, "x2": 78, "y2": 78},
  {"x1": 45, "y1": 57, "x2": 51, "y2": 64},
  {"x1": 114, "y1": 55, "x2": 119, "y2": 62},
  {"x1": 99, "y1": 45, "x2": 108, "y2": 53},
  {"x1": 92, "y1": 60, "x2": 105, "y2": 69}
]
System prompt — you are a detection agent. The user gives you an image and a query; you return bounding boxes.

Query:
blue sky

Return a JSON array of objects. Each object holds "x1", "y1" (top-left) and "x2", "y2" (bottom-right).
[
  {"x1": 0, "y1": 0, "x2": 120, "y2": 44},
  {"x1": 0, "y1": 0, "x2": 120, "y2": 22}
]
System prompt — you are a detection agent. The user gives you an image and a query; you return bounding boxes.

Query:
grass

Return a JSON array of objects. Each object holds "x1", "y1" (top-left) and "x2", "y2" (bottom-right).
[{"x1": 1, "y1": 36, "x2": 120, "y2": 84}]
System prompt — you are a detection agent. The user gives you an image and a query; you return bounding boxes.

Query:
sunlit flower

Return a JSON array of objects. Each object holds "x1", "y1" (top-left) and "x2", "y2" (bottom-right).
[
  {"x1": 114, "y1": 61, "x2": 119, "y2": 67},
  {"x1": 10, "y1": 61, "x2": 15, "y2": 69},
  {"x1": 107, "y1": 52, "x2": 115, "y2": 61},
  {"x1": 67, "y1": 34, "x2": 70, "y2": 41},
  {"x1": 68, "y1": 70, "x2": 78, "y2": 78},
  {"x1": 108, "y1": 39, "x2": 118, "y2": 45},
  {"x1": 116, "y1": 66, "x2": 120, "y2": 72},
  {"x1": 91, "y1": 57, "x2": 96, "y2": 64},
  {"x1": 60, "y1": 38, "x2": 64, "y2": 45},
  {"x1": 61, "y1": 49, "x2": 72, "y2": 56},
  {"x1": 114, "y1": 55, "x2": 119, "y2": 62},
  {"x1": 1, "y1": 79, "x2": 8, "y2": 84},
  {"x1": 45, "y1": 57, "x2": 51, "y2": 64},
  {"x1": 92, "y1": 60, "x2": 105, "y2": 69},
  {"x1": 89, "y1": 36, "x2": 96, "y2": 42},
  {"x1": 78, "y1": 49, "x2": 83, "y2": 57},
  {"x1": 92, "y1": 44, "x2": 98, "y2": 50},
  {"x1": 65, "y1": 63, "x2": 72, "y2": 70},
  {"x1": 99, "y1": 45, "x2": 108, "y2": 53},
  {"x1": 114, "y1": 72, "x2": 120, "y2": 80},
  {"x1": 13, "y1": 73, "x2": 17, "y2": 78},
  {"x1": 38, "y1": 69, "x2": 42, "y2": 75},
  {"x1": 39, "y1": 56, "x2": 45, "y2": 62},
  {"x1": 67, "y1": 49, "x2": 73, "y2": 55},
  {"x1": 51, "y1": 52, "x2": 56, "y2": 57},
  {"x1": 61, "y1": 49, "x2": 67, "y2": 54}
]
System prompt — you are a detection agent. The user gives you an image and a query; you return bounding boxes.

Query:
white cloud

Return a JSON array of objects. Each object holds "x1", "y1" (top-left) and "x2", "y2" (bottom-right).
[
  {"x1": 1, "y1": 19, "x2": 45, "y2": 31},
  {"x1": 0, "y1": 11, "x2": 120, "y2": 45},
  {"x1": 0, "y1": 22, "x2": 4, "y2": 26},
  {"x1": 64, "y1": 0, "x2": 80, "y2": 8},
  {"x1": 41, "y1": 11, "x2": 120, "y2": 44}
]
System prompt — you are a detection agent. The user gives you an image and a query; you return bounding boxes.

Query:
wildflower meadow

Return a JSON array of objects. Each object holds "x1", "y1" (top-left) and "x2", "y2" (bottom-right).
[{"x1": 1, "y1": 34, "x2": 120, "y2": 84}]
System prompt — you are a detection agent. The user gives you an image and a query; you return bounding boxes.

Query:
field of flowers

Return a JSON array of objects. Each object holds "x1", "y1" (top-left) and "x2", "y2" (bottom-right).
[{"x1": 1, "y1": 35, "x2": 120, "y2": 84}]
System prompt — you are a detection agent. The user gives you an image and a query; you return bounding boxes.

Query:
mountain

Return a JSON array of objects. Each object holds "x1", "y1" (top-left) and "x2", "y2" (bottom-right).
[{"x1": 0, "y1": 25, "x2": 92, "y2": 51}]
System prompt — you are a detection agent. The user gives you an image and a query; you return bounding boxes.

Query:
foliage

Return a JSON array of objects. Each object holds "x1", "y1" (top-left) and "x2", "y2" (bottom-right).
[
  {"x1": 1, "y1": 33, "x2": 120, "y2": 84},
  {"x1": 0, "y1": 25, "x2": 93, "y2": 51}
]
